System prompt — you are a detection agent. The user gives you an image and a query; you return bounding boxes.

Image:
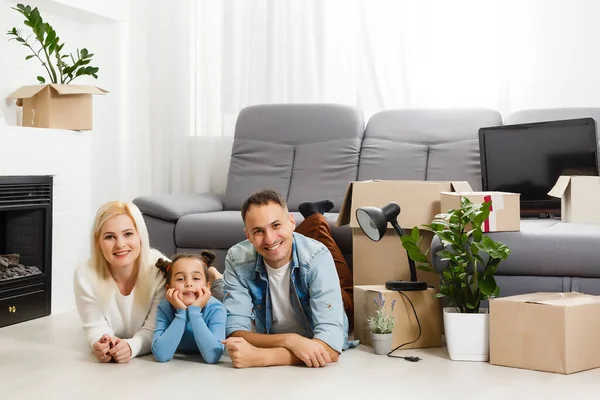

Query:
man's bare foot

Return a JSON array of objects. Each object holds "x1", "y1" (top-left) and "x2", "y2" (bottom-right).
[{"x1": 208, "y1": 266, "x2": 223, "y2": 283}]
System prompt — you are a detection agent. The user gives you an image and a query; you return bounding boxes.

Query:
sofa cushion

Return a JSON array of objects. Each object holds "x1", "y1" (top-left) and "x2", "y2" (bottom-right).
[
  {"x1": 176, "y1": 211, "x2": 247, "y2": 250},
  {"x1": 223, "y1": 104, "x2": 364, "y2": 212},
  {"x1": 432, "y1": 219, "x2": 600, "y2": 279},
  {"x1": 358, "y1": 108, "x2": 502, "y2": 189}
]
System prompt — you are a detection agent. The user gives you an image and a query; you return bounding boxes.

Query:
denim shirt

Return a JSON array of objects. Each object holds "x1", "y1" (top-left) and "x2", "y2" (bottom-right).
[{"x1": 223, "y1": 232, "x2": 356, "y2": 353}]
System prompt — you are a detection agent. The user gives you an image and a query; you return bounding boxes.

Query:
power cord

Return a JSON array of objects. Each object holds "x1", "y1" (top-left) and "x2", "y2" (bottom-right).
[{"x1": 386, "y1": 291, "x2": 422, "y2": 362}]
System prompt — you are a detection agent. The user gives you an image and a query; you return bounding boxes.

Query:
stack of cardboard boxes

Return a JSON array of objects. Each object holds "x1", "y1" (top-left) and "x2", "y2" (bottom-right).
[
  {"x1": 336, "y1": 180, "x2": 520, "y2": 351},
  {"x1": 338, "y1": 176, "x2": 600, "y2": 374}
]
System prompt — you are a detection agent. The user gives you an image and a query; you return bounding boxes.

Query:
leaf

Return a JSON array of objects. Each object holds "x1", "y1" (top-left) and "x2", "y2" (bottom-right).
[
  {"x1": 479, "y1": 275, "x2": 497, "y2": 296},
  {"x1": 417, "y1": 265, "x2": 434, "y2": 273},
  {"x1": 37, "y1": 76, "x2": 45, "y2": 83},
  {"x1": 25, "y1": 55, "x2": 34, "y2": 60}
]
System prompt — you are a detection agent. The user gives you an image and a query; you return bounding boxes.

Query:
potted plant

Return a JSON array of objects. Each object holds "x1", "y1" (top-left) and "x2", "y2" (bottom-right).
[
  {"x1": 367, "y1": 292, "x2": 396, "y2": 355},
  {"x1": 400, "y1": 197, "x2": 510, "y2": 361}
]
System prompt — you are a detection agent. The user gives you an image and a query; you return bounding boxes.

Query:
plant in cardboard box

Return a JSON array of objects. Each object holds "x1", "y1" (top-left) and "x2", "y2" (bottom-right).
[
  {"x1": 400, "y1": 197, "x2": 510, "y2": 361},
  {"x1": 367, "y1": 292, "x2": 396, "y2": 355},
  {"x1": 5, "y1": 4, "x2": 107, "y2": 130}
]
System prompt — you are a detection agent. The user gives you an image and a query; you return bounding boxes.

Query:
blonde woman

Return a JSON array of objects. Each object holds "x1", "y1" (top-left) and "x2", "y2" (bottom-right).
[{"x1": 74, "y1": 201, "x2": 167, "y2": 363}]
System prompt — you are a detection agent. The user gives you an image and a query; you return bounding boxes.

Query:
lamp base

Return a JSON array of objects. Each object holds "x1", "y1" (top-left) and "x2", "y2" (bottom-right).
[{"x1": 385, "y1": 280, "x2": 428, "y2": 292}]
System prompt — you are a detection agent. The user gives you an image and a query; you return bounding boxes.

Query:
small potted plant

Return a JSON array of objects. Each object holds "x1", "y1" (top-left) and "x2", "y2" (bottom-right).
[
  {"x1": 367, "y1": 292, "x2": 396, "y2": 355},
  {"x1": 400, "y1": 197, "x2": 510, "y2": 361}
]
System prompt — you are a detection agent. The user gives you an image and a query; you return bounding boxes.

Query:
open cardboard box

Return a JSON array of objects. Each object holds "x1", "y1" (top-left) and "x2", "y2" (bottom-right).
[
  {"x1": 6, "y1": 84, "x2": 108, "y2": 130},
  {"x1": 548, "y1": 176, "x2": 600, "y2": 224}
]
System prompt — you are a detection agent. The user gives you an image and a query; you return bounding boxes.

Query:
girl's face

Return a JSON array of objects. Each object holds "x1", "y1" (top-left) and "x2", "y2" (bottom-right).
[
  {"x1": 99, "y1": 214, "x2": 141, "y2": 271},
  {"x1": 168, "y1": 258, "x2": 210, "y2": 306}
]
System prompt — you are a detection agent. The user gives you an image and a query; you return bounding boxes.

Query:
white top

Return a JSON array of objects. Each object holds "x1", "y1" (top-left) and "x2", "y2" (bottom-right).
[
  {"x1": 265, "y1": 260, "x2": 305, "y2": 335},
  {"x1": 73, "y1": 249, "x2": 166, "y2": 358}
]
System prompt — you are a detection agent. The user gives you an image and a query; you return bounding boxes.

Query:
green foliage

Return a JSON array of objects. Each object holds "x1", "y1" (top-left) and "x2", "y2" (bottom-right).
[
  {"x1": 6, "y1": 3, "x2": 99, "y2": 84},
  {"x1": 400, "y1": 197, "x2": 511, "y2": 313},
  {"x1": 367, "y1": 292, "x2": 396, "y2": 334}
]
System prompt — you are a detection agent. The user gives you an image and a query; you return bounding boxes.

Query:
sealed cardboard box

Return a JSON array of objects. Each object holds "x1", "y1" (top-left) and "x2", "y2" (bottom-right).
[
  {"x1": 548, "y1": 176, "x2": 600, "y2": 224},
  {"x1": 440, "y1": 191, "x2": 520, "y2": 232},
  {"x1": 354, "y1": 285, "x2": 443, "y2": 349},
  {"x1": 337, "y1": 180, "x2": 472, "y2": 287},
  {"x1": 6, "y1": 84, "x2": 108, "y2": 130},
  {"x1": 490, "y1": 292, "x2": 600, "y2": 374}
]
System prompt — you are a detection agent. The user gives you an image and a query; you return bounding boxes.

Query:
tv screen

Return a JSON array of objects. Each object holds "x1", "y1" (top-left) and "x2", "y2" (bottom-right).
[{"x1": 479, "y1": 118, "x2": 599, "y2": 215}]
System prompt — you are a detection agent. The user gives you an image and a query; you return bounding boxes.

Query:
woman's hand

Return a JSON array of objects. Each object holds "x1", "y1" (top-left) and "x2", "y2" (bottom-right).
[
  {"x1": 166, "y1": 288, "x2": 187, "y2": 310},
  {"x1": 93, "y1": 334, "x2": 113, "y2": 363},
  {"x1": 108, "y1": 337, "x2": 132, "y2": 363},
  {"x1": 192, "y1": 286, "x2": 212, "y2": 309}
]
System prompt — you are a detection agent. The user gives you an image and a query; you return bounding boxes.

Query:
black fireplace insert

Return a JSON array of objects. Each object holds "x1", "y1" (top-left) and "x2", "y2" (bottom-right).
[{"x1": 0, "y1": 176, "x2": 52, "y2": 328}]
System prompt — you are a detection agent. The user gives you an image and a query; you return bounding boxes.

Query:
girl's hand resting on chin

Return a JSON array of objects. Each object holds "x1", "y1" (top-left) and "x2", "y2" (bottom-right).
[
  {"x1": 166, "y1": 287, "x2": 187, "y2": 310},
  {"x1": 192, "y1": 286, "x2": 212, "y2": 309}
]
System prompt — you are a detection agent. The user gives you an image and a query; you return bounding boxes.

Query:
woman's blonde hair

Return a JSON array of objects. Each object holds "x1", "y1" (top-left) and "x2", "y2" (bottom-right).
[{"x1": 90, "y1": 201, "x2": 152, "y2": 280}]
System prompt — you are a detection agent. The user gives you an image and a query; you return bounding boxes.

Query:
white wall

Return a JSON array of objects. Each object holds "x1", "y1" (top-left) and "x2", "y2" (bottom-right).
[{"x1": 0, "y1": 0, "x2": 146, "y2": 313}]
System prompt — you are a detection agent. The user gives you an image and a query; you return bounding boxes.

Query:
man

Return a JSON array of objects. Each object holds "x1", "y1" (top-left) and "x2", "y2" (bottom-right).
[{"x1": 222, "y1": 189, "x2": 356, "y2": 368}]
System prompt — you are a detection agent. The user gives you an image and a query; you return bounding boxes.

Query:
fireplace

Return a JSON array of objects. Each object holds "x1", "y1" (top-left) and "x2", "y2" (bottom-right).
[{"x1": 0, "y1": 176, "x2": 52, "y2": 328}]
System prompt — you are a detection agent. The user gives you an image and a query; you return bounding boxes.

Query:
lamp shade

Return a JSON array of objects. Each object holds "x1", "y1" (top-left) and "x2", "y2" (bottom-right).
[{"x1": 355, "y1": 202, "x2": 401, "y2": 241}]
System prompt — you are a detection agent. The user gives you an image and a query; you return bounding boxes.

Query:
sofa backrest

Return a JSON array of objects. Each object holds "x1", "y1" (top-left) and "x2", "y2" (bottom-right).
[
  {"x1": 505, "y1": 107, "x2": 600, "y2": 130},
  {"x1": 224, "y1": 104, "x2": 365, "y2": 212},
  {"x1": 357, "y1": 108, "x2": 502, "y2": 190}
]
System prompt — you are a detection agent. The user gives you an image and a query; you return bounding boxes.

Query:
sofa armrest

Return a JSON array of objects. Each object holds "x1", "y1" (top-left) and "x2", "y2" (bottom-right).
[{"x1": 133, "y1": 193, "x2": 224, "y2": 222}]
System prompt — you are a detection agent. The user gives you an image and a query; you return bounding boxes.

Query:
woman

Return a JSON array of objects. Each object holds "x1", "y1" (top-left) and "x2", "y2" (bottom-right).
[{"x1": 74, "y1": 201, "x2": 166, "y2": 363}]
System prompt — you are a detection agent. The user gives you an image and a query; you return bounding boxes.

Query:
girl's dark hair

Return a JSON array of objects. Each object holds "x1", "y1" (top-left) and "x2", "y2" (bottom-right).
[{"x1": 155, "y1": 250, "x2": 216, "y2": 284}]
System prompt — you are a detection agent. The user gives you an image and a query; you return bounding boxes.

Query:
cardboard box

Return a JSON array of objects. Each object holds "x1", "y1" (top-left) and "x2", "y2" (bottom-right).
[
  {"x1": 337, "y1": 180, "x2": 472, "y2": 287},
  {"x1": 354, "y1": 285, "x2": 443, "y2": 349},
  {"x1": 490, "y1": 292, "x2": 600, "y2": 374},
  {"x1": 440, "y1": 191, "x2": 520, "y2": 232},
  {"x1": 6, "y1": 84, "x2": 108, "y2": 130},
  {"x1": 548, "y1": 176, "x2": 600, "y2": 224}
]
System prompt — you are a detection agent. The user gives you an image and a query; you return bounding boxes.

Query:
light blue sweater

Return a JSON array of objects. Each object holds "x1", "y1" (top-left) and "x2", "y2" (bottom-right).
[{"x1": 151, "y1": 297, "x2": 226, "y2": 363}]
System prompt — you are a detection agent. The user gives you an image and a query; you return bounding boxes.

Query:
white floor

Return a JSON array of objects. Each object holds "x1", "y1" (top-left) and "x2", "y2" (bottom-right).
[{"x1": 1, "y1": 311, "x2": 598, "y2": 400}]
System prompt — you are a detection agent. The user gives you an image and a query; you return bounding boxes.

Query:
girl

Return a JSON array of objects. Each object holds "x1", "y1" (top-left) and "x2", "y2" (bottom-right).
[
  {"x1": 74, "y1": 201, "x2": 167, "y2": 363},
  {"x1": 152, "y1": 251, "x2": 226, "y2": 363}
]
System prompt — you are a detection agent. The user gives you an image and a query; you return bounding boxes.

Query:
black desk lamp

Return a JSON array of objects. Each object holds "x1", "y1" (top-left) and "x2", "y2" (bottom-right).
[{"x1": 356, "y1": 202, "x2": 428, "y2": 291}]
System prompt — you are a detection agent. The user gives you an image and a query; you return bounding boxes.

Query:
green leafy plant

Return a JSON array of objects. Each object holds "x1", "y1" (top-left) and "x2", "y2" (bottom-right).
[
  {"x1": 400, "y1": 197, "x2": 510, "y2": 314},
  {"x1": 6, "y1": 3, "x2": 99, "y2": 84},
  {"x1": 367, "y1": 292, "x2": 396, "y2": 334}
]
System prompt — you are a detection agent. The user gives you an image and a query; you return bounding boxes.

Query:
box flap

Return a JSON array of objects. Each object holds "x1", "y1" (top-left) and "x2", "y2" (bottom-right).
[
  {"x1": 49, "y1": 84, "x2": 109, "y2": 95},
  {"x1": 336, "y1": 181, "x2": 356, "y2": 227},
  {"x1": 548, "y1": 176, "x2": 572, "y2": 199},
  {"x1": 6, "y1": 85, "x2": 47, "y2": 100},
  {"x1": 451, "y1": 181, "x2": 474, "y2": 192},
  {"x1": 6, "y1": 84, "x2": 109, "y2": 101}
]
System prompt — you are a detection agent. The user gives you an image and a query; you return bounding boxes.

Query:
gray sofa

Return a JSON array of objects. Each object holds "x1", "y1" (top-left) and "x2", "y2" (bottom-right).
[{"x1": 133, "y1": 104, "x2": 600, "y2": 297}]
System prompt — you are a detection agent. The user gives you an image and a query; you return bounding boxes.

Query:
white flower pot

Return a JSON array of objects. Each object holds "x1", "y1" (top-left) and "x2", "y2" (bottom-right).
[
  {"x1": 443, "y1": 307, "x2": 489, "y2": 361},
  {"x1": 370, "y1": 332, "x2": 392, "y2": 355}
]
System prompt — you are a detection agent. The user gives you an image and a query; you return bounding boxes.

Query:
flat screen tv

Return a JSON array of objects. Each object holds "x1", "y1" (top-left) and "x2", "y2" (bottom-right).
[{"x1": 479, "y1": 118, "x2": 599, "y2": 216}]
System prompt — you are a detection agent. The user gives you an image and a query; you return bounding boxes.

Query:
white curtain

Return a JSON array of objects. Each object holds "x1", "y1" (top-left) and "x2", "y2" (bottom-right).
[{"x1": 142, "y1": 0, "x2": 600, "y2": 196}]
